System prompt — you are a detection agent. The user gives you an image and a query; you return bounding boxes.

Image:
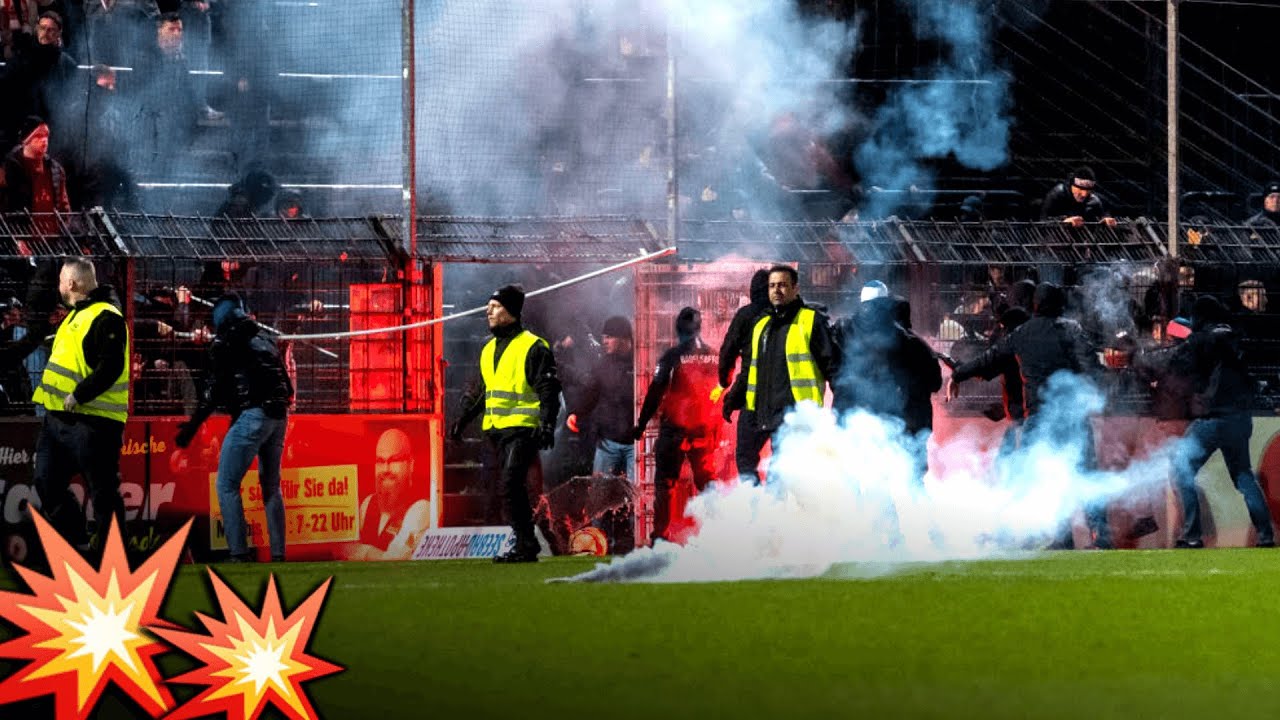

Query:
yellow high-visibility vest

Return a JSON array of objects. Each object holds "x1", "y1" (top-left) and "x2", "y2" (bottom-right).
[
  {"x1": 479, "y1": 330, "x2": 546, "y2": 431},
  {"x1": 31, "y1": 301, "x2": 130, "y2": 422},
  {"x1": 745, "y1": 307, "x2": 822, "y2": 411}
]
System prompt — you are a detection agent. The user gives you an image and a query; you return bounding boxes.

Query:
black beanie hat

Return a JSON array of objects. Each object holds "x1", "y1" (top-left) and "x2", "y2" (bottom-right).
[
  {"x1": 19, "y1": 115, "x2": 47, "y2": 143},
  {"x1": 601, "y1": 315, "x2": 632, "y2": 339},
  {"x1": 490, "y1": 284, "x2": 525, "y2": 318}
]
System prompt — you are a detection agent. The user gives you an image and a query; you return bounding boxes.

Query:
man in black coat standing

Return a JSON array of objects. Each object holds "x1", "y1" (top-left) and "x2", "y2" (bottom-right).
[
  {"x1": 948, "y1": 283, "x2": 1112, "y2": 549},
  {"x1": 451, "y1": 285, "x2": 562, "y2": 563},
  {"x1": 1134, "y1": 296, "x2": 1275, "y2": 548}
]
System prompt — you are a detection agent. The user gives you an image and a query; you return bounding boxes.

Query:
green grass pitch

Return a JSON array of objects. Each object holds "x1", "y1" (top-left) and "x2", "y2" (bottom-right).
[{"x1": 4, "y1": 550, "x2": 1280, "y2": 719}]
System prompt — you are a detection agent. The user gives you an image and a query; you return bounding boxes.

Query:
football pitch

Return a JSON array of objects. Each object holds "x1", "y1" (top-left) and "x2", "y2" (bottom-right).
[{"x1": 5, "y1": 549, "x2": 1280, "y2": 719}]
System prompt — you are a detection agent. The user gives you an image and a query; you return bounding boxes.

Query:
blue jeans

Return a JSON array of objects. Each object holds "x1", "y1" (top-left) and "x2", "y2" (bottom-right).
[
  {"x1": 216, "y1": 408, "x2": 287, "y2": 558},
  {"x1": 593, "y1": 438, "x2": 634, "y2": 477},
  {"x1": 1175, "y1": 413, "x2": 1274, "y2": 545}
]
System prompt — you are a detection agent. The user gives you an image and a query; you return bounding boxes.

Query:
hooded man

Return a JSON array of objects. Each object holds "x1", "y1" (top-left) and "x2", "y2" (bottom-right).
[
  {"x1": 30, "y1": 258, "x2": 129, "y2": 551},
  {"x1": 1134, "y1": 295, "x2": 1275, "y2": 548},
  {"x1": 634, "y1": 307, "x2": 721, "y2": 543},
  {"x1": 175, "y1": 292, "x2": 294, "y2": 562},
  {"x1": 948, "y1": 282, "x2": 1112, "y2": 549},
  {"x1": 451, "y1": 284, "x2": 561, "y2": 563}
]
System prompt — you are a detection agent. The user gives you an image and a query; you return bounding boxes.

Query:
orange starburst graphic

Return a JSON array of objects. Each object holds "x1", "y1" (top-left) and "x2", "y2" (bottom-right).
[
  {"x1": 0, "y1": 514, "x2": 190, "y2": 719},
  {"x1": 155, "y1": 572, "x2": 341, "y2": 720}
]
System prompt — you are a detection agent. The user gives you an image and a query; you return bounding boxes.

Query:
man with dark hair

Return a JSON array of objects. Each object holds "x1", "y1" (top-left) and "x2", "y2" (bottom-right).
[
  {"x1": 567, "y1": 315, "x2": 635, "y2": 478},
  {"x1": 738, "y1": 264, "x2": 840, "y2": 484},
  {"x1": 633, "y1": 307, "x2": 720, "y2": 543},
  {"x1": 948, "y1": 282, "x2": 1112, "y2": 549},
  {"x1": 1040, "y1": 166, "x2": 1117, "y2": 228},
  {"x1": 0, "y1": 11, "x2": 77, "y2": 148},
  {"x1": 30, "y1": 258, "x2": 129, "y2": 550},
  {"x1": 451, "y1": 284, "x2": 561, "y2": 563},
  {"x1": 175, "y1": 292, "x2": 294, "y2": 562},
  {"x1": 1135, "y1": 295, "x2": 1275, "y2": 548}
]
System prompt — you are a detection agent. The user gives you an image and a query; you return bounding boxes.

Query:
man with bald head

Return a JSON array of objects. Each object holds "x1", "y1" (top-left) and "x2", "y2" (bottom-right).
[
  {"x1": 347, "y1": 428, "x2": 430, "y2": 561},
  {"x1": 31, "y1": 258, "x2": 129, "y2": 551}
]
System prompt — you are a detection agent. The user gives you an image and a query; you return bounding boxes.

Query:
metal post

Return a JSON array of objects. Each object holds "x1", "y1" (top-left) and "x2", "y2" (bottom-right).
[
  {"x1": 402, "y1": 0, "x2": 417, "y2": 261},
  {"x1": 401, "y1": 0, "x2": 417, "y2": 413},
  {"x1": 665, "y1": 17, "x2": 679, "y2": 249},
  {"x1": 1167, "y1": 0, "x2": 1179, "y2": 256}
]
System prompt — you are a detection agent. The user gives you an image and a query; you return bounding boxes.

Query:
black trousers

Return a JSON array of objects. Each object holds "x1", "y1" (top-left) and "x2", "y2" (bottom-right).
[
  {"x1": 735, "y1": 410, "x2": 772, "y2": 485},
  {"x1": 651, "y1": 426, "x2": 719, "y2": 542},
  {"x1": 488, "y1": 428, "x2": 541, "y2": 550},
  {"x1": 33, "y1": 411, "x2": 126, "y2": 546}
]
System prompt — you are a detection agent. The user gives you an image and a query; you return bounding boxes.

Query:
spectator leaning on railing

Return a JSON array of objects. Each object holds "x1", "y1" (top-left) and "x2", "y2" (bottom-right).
[{"x1": 1040, "y1": 166, "x2": 1117, "y2": 228}]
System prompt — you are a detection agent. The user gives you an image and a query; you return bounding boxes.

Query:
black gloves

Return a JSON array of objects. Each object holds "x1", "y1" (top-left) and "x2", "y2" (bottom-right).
[
  {"x1": 631, "y1": 424, "x2": 644, "y2": 442},
  {"x1": 536, "y1": 423, "x2": 555, "y2": 450},
  {"x1": 175, "y1": 420, "x2": 199, "y2": 449},
  {"x1": 448, "y1": 420, "x2": 465, "y2": 444},
  {"x1": 722, "y1": 403, "x2": 736, "y2": 423}
]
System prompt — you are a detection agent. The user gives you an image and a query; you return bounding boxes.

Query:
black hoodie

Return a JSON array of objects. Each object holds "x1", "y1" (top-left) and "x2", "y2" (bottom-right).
[
  {"x1": 953, "y1": 283, "x2": 1096, "y2": 416},
  {"x1": 718, "y1": 269, "x2": 771, "y2": 388}
]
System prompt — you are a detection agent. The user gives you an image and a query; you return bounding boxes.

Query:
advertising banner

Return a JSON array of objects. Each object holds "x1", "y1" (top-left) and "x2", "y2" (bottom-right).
[
  {"x1": 410, "y1": 526, "x2": 516, "y2": 560},
  {"x1": 0, "y1": 413, "x2": 441, "y2": 565}
]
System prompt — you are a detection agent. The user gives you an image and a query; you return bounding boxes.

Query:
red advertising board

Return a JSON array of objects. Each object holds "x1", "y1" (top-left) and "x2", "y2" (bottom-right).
[{"x1": 0, "y1": 414, "x2": 441, "y2": 565}]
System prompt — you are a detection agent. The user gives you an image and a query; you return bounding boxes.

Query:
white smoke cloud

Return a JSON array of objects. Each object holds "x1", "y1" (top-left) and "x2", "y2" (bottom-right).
[{"x1": 561, "y1": 372, "x2": 1182, "y2": 583}]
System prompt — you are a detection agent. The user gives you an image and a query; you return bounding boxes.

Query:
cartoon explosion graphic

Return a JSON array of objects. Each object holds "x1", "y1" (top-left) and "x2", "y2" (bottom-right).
[
  {"x1": 154, "y1": 572, "x2": 341, "y2": 720},
  {"x1": 0, "y1": 513, "x2": 190, "y2": 719}
]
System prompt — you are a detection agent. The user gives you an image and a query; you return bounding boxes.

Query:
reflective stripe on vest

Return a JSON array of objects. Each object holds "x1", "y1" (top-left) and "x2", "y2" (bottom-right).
[
  {"x1": 31, "y1": 301, "x2": 130, "y2": 422},
  {"x1": 479, "y1": 330, "x2": 545, "y2": 431},
  {"x1": 745, "y1": 307, "x2": 822, "y2": 412}
]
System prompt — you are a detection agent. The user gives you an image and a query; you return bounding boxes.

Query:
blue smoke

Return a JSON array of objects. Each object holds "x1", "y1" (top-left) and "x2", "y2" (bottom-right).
[{"x1": 855, "y1": 0, "x2": 1012, "y2": 218}]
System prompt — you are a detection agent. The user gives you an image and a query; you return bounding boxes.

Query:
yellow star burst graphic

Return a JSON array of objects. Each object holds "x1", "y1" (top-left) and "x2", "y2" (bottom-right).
[
  {"x1": 154, "y1": 572, "x2": 341, "y2": 720},
  {"x1": 0, "y1": 514, "x2": 191, "y2": 719}
]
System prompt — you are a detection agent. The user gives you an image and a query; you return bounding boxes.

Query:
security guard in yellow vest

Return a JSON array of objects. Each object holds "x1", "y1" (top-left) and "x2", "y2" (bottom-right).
[
  {"x1": 450, "y1": 285, "x2": 561, "y2": 563},
  {"x1": 29, "y1": 258, "x2": 129, "y2": 548},
  {"x1": 737, "y1": 265, "x2": 840, "y2": 485}
]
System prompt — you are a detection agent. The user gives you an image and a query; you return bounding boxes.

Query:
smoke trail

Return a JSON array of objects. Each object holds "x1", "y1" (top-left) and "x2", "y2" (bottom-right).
[
  {"x1": 561, "y1": 372, "x2": 1181, "y2": 583},
  {"x1": 854, "y1": 0, "x2": 1012, "y2": 219}
]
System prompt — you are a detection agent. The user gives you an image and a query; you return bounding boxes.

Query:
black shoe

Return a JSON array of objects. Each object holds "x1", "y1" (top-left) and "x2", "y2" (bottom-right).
[
  {"x1": 492, "y1": 547, "x2": 538, "y2": 564},
  {"x1": 1174, "y1": 539, "x2": 1205, "y2": 549},
  {"x1": 1257, "y1": 539, "x2": 1275, "y2": 548},
  {"x1": 270, "y1": 555, "x2": 285, "y2": 562},
  {"x1": 227, "y1": 553, "x2": 256, "y2": 563},
  {"x1": 1128, "y1": 516, "x2": 1160, "y2": 540}
]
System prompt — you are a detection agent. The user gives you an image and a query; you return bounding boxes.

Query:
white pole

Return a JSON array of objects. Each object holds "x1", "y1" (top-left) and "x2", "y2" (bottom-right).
[{"x1": 275, "y1": 247, "x2": 678, "y2": 341}]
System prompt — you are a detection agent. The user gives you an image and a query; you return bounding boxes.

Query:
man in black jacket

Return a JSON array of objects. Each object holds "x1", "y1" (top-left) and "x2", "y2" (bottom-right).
[
  {"x1": 834, "y1": 294, "x2": 942, "y2": 485},
  {"x1": 717, "y1": 268, "x2": 770, "y2": 483},
  {"x1": 451, "y1": 285, "x2": 561, "y2": 563},
  {"x1": 1135, "y1": 295, "x2": 1275, "y2": 548},
  {"x1": 567, "y1": 315, "x2": 635, "y2": 477},
  {"x1": 30, "y1": 258, "x2": 128, "y2": 550},
  {"x1": 948, "y1": 283, "x2": 1112, "y2": 549},
  {"x1": 175, "y1": 293, "x2": 293, "y2": 562},
  {"x1": 739, "y1": 265, "x2": 840, "y2": 485},
  {"x1": 1040, "y1": 166, "x2": 1117, "y2": 228},
  {"x1": 633, "y1": 308, "x2": 721, "y2": 543}
]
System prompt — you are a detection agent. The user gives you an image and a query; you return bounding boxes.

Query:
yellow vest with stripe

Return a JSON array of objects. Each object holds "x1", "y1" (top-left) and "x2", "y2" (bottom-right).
[
  {"x1": 480, "y1": 330, "x2": 546, "y2": 431},
  {"x1": 32, "y1": 301, "x2": 130, "y2": 422},
  {"x1": 745, "y1": 307, "x2": 823, "y2": 411}
]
